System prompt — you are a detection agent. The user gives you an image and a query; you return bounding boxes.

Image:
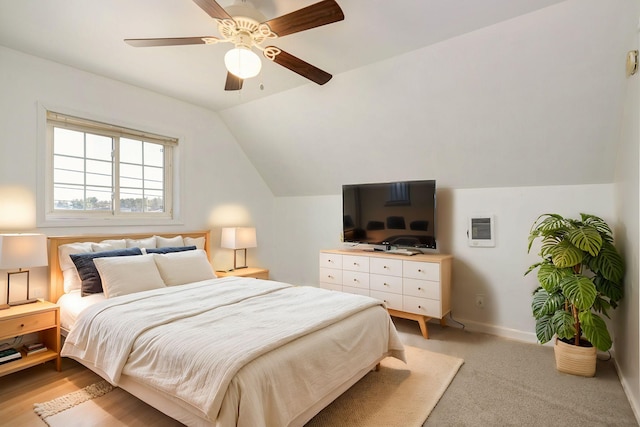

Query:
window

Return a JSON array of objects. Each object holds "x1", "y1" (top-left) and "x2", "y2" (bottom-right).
[{"x1": 45, "y1": 111, "x2": 177, "y2": 221}]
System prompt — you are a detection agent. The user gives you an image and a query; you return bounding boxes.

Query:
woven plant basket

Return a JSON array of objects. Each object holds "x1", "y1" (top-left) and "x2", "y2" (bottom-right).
[{"x1": 554, "y1": 337, "x2": 596, "y2": 377}]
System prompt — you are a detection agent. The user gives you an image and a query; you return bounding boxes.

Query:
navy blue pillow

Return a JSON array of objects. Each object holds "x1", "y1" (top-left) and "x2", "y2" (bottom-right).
[
  {"x1": 70, "y1": 248, "x2": 143, "y2": 296},
  {"x1": 146, "y1": 245, "x2": 196, "y2": 254}
]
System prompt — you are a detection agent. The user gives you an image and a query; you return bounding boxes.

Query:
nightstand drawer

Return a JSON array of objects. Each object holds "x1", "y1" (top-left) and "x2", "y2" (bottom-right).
[{"x1": 0, "y1": 311, "x2": 56, "y2": 338}]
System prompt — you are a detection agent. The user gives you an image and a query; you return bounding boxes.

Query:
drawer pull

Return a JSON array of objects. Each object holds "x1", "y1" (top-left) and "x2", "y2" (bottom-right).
[
  {"x1": 353, "y1": 262, "x2": 358, "y2": 266},
  {"x1": 353, "y1": 279, "x2": 358, "y2": 282},
  {"x1": 418, "y1": 287, "x2": 422, "y2": 291},
  {"x1": 418, "y1": 305, "x2": 422, "y2": 309},
  {"x1": 383, "y1": 265, "x2": 389, "y2": 269},
  {"x1": 20, "y1": 324, "x2": 25, "y2": 328},
  {"x1": 328, "y1": 275, "x2": 334, "y2": 279},
  {"x1": 384, "y1": 283, "x2": 389, "y2": 286},
  {"x1": 418, "y1": 269, "x2": 423, "y2": 273}
]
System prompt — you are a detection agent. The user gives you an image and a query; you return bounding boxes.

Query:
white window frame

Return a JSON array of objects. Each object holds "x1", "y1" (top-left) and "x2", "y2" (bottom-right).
[{"x1": 37, "y1": 106, "x2": 183, "y2": 227}]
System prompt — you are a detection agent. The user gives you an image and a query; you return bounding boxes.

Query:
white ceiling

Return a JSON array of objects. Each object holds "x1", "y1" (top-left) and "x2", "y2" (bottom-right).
[{"x1": 0, "y1": 0, "x2": 564, "y2": 111}]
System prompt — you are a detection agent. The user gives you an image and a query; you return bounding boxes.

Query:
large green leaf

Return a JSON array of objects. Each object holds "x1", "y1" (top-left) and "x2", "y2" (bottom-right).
[
  {"x1": 532, "y1": 214, "x2": 567, "y2": 233},
  {"x1": 550, "y1": 240, "x2": 584, "y2": 268},
  {"x1": 593, "y1": 275, "x2": 624, "y2": 304},
  {"x1": 567, "y1": 226, "x2": 602, "y2": 257},
  {"x1": 535, "y1": 315, "x2": 555, "y2": 344},
  {"x1": 581, "y1": 214, "x2": 614, "y2": 243},
  {"x1": 537, "y1": 263, "x2": 570, "y2": 293},
  {"x1": 531, "y1": 288, "x2": 564, "y2": 318},
  {"x1": 579, "y1": 311, "x2": 612, "y2": 351},
  {"x1": 552, "y1": 310, "x2": 576, "y2": 340},
  {"x1": 591, "y1": 241, "x2": 625, "y2": 283},
  {"x1": 560, "y1": 275, "x2": 596, "y2": 310}
]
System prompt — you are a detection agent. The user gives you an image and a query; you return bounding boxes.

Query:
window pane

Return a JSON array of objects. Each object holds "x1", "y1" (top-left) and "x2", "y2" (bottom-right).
[
  {"x1": 144, "y1": 142, "x2": 164, "y2": 167},
  {"x1": 120, "y1": 138, "x2": 142, "y2": 164},
  {"x1": 53, "y1": 185, "x2": 84, "y2": 210},
  {"x1": 86, "y1": 159, "x2": 112, "y2": 176},
  {"x1": 144, "y1": 166, "x2": 163, "y2": 190},
  {"x1": 120, "y1": 189, "x2": 143, "y2": 213},
  {"x1": 86, "y1": 134, "x2": 112, "y2": 161},
  {"x1": 54, "y1": 128, "x2": 84, "y2": 157},
  {"x1": 86, "y1": 187, "x2": 112, "y2": 211},
  {"x1": 54, "y1": 154, "x2": 84, "y2": 174},
  {"x1": 54, "y1": 168, "x2": 84, "y2": 185},
  {"x1": 120, "y1": 163, "x2": 142, "y2": 180}
]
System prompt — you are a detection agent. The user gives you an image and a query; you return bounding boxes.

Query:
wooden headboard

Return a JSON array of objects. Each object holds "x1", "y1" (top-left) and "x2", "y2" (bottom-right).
[{"x1": 48, "y1": 231, "x2": 211, "y2": 303}]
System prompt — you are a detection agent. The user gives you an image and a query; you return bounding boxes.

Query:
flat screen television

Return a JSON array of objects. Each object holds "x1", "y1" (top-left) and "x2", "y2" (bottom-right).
[{"x1": 342, "y1": 180, "x2": 437, "y2": 249}]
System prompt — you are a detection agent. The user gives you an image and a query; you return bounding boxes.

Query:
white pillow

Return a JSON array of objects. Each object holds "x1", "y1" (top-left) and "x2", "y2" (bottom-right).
[
  {"x1": 153, "y1": 249, "x2": 215, "y2": 286},
  {"x1": 94, "y1": 254, "x2": 166, "y2": 298},
  {"x1": 92, "y1": 239, "x2": 126, "y2": 252},
  {"x1": 58, "y1": 242, "x2": 94, "y2": 292},
  {"x1": 126, "y1": 236, "x2": 156, "y2": 249},
  {"x1": 184, "y1": 236, "x2": 205, "y2": 250},
  {"x1": 155, "y1": 235, "x2": 184, "y2": 248}
]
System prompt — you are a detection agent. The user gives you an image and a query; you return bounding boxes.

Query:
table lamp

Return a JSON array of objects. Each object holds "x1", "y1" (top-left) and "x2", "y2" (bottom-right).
[
  {"x1": 220, "y1": 227, "x2": 257, "y2": 270},
  {"x1": 0, "y1": 233, "x2": 48, "y2": 308}
]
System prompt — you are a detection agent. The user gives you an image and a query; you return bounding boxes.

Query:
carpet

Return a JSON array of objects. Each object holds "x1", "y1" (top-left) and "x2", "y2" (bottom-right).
[{"x1": 34, "y1": 346, "x2": 463, "y2": 427}]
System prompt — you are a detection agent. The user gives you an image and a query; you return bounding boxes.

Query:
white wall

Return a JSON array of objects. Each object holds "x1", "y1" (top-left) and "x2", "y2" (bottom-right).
[
  {"x1": 613, "y1": 18, "x2": 640, "y2": 418},
  {"x1": 273, "y1": 183, "x2": 615, "y2": 342},
  {"x1": 0, "y1": 46, "x2": 276, "y2": 300}
]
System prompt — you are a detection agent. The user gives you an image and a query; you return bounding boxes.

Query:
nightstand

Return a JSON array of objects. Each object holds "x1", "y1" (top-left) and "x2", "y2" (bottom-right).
[
  {"x1": 216, "y1": 267, "x2": 269, "y2": 280},
  {"x1": 0, "y1": 301, "x2": 61, "y2": 377}
]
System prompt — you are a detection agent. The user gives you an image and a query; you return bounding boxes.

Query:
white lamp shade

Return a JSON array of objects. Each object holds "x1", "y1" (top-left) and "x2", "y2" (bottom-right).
[
  {"x1": 220, "y1": 227, "x2": 257, "y2": 250},
  {"x1": 0, "y1": 234, "x2": 48, "y2": 269},
  {"x1": 224, "y1": 47, "x2": 262, "y2": 79}
]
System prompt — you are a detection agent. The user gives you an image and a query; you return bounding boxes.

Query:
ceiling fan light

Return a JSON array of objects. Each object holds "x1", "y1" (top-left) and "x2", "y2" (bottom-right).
[{"x1": 224, "y1": 47, "x2": 262, "y2": 79}]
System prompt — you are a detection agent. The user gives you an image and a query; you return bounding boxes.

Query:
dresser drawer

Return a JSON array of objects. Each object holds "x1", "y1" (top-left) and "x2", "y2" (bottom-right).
[
  {"x1": 370, "y1": 290, "x2": 402, "y2": 310},
  {"x1": 342, "y1": 255, "x2": 369, "y2": 272},
  {"x1": 403, "y1": 261, "x2": 440, "y2": 281},
  {"x1": 319, "y1": 252, "x2": 343, "y2": 269},
  {"x1": 370, "y1": 274, "x2": 403, "y2": 294},
  {"x1": 343, "y1": 271, "x2": 369, "y2": 289},
  {"x1": 319, "y1": 267, "x2": 342, "y2": 286},
  {"x1": 403, "y1": 278, "x2": 441, "y2": 300},
  {"x1": 0, "y1": 311, "x2": 56, "y2": 338},
  {"x1": 403, "y1": 296, "x2": 442, "y2": 318},
  {"x1": 370, "y1": 257, "x2": 403, "y2": 277}
]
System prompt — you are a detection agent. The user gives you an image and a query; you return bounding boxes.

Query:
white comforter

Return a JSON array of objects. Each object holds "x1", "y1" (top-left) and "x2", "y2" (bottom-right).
[{"x1": 62, "y1": 277, "x2": 405, "y2": 425}]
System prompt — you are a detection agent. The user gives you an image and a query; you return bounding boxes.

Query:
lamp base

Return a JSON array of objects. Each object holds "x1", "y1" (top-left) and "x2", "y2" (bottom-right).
[{"x1": 9, "y1": 298, "x2": 38, "y2": 306}]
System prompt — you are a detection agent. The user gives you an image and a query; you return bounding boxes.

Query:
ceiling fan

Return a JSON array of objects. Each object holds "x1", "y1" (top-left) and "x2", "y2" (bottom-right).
[{"x1": 124, "y1": 0, "x2": 344, "y2": 91}]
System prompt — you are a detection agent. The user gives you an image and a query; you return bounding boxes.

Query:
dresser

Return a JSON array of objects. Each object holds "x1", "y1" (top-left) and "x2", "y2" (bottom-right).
[{"x1": 319, "y1": 250, "x2": 452, "y2": 339}]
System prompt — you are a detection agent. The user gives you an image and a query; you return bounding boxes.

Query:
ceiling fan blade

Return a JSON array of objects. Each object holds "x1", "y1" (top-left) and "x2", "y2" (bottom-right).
[
  {"x1": 263, "y1": 0, "x2": 344, "y2": 37},
  {"x1": 124, "y1": 36, "x2": 218, "y2": 47},
  {"x1": 266, "y1": 48, "x2": 332, "y2": 85},
  {"x1": 192, "y1": 0, "x2": 233, "y2": 21},
  {"x1": 225, "y1": 72, "x2": 244, "y2": 91}
]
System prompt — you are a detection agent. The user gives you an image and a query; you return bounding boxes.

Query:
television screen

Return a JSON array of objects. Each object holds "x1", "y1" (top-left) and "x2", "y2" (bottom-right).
[{"x1": 342, "y1": 180, "x2": 436, "y2": 249}]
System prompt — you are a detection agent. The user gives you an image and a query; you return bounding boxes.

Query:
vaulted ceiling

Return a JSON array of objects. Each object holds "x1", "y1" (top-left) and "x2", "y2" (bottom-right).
[{"x1": 0, "y1": 1, "x2": 636, "y2": 196}]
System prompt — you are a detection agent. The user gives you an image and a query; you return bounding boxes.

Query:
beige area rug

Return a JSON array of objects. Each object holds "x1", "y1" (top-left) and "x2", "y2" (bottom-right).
[{"x1": 34, "y1": 346, "x2": 463, "y2": 427}]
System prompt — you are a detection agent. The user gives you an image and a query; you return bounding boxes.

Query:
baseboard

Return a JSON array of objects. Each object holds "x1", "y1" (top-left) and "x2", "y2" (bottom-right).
[{"x1": 445, "y1": 316, "x2": 540, "y2": 344}]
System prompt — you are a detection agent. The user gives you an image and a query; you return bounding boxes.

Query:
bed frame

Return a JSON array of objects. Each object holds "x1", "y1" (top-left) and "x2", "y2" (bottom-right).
[{"x1": 48, "y1": 230, "x2": 211, "y2": 303}]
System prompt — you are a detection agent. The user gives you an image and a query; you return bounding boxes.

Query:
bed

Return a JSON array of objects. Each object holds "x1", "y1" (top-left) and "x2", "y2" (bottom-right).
[{"x1": 48, "y1": 231, "x2": 405, "y2": 427}]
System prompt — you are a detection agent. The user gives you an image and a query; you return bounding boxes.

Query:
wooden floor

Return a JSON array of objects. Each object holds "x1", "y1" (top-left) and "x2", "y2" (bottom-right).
[{"x1": 0, "y1": 358, "x2": 102, "y2": 426}]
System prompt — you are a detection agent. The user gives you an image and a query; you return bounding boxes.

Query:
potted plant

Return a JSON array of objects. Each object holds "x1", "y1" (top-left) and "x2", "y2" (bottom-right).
[{"x1": 525, "y1": 213, "x2": 624, "y2": 376}]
